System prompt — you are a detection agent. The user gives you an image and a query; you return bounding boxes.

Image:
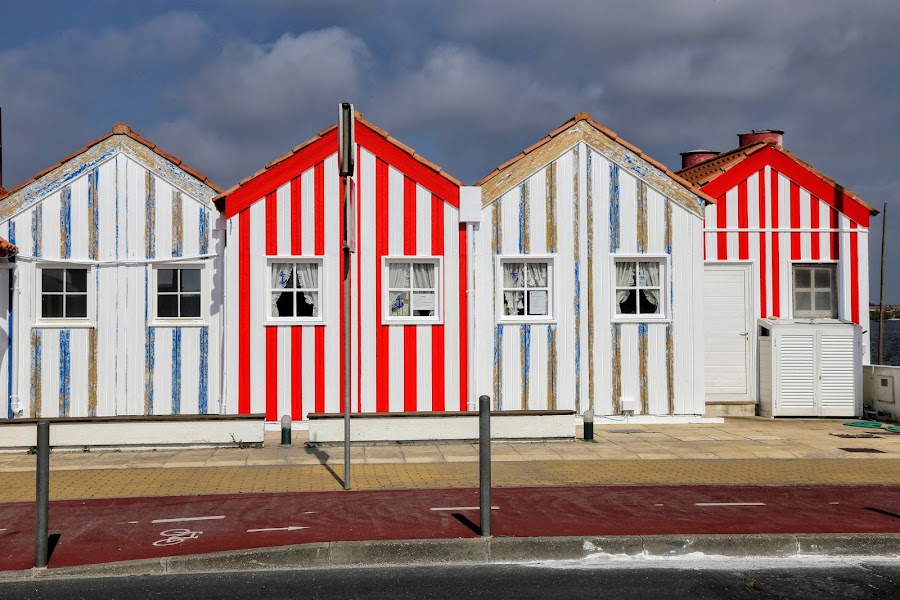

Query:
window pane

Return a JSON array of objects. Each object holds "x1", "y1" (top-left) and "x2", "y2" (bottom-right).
[
  {"x1": 814, "y1": 268, "x2": 832, "y2": 289},
  {"x1": 66, "y1": 294, "x2": 87, "y2": 318},
  {"x1": 526, "y1": 263, "x2": 548, "y2": 287},
  {"x1": 617, "y1": 290, "x2": 636, "y2": 314},
  {"x1": 503, "y1": 263, "x2": 525, "y2": 288},
  {"x1": 295, "y1": 263, "x2": 318, "y2": 290},
  {"x1": 273, "y1": 291, "x2": 293, "y2": 317},
  {"x1": 180, "y1": 269, "x2": 201, "y2": 293},
  {"x1": 527, "y1": 290, "x2": 548, "y2": 315},
  {"x1": 158, "y1": 295, "x2": 179, "y2": 318},
  {"x1": 639, "y1": 290, "x2": 660, "y2": 314},
  {"x1": 503, "y1": 291, "x2": 525, "y2": 316},
  {"x1": 814, "y1": 291, "x2": 832, "y2": 312},
  {"x1": 42, "y1": 294, "x2": 63, "y2": 318},
  {"x1": 158, "y1": 269, "x2": 177, "y2": 293},
  {"x1": 390, "y1": 291, "x2": 409, "y2": 316},
  {"x1": 795, "y1": 268, "x2": 811, "y2": 289},
  {"x1": 43, "y1": 269, "x2": 64, "y2": 292},
  {"x1": 66, "y1": 269, "x2": 87, "y2": 293},
  {"x1": 412, "y1": 291, "x2": 436, "y2": 316},
  {"x1": 795, "y1": 291, "x2": 812, "y2": 311},
  {"x1": 638, "y1": 262, "x2": 660, "y2": 288},
  {"x1": 412, "y1": 263, "x2": 435, "y2": 290},
  {"x1": 180, "y1": 294, "x2": 201, "y2": 318},
  {"x1": 388, "y1": 263, "x2": 410, "y2": 288},
  {"x1": 297, "y1": 292, "x2": 317, "y2": 317}
]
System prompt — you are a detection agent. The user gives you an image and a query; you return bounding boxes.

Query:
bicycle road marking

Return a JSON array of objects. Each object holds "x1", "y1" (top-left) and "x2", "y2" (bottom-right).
[
  {"x1": 695, "y1": 502, "x2": 766, "y2": 507},
  {"x1": 151, "y1": 515, "x2": 225, "y2": 523}
]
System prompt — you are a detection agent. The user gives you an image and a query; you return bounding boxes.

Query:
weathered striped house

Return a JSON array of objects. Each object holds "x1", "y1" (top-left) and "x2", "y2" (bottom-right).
[
  {"x1": 678, "y1": 131, "x2": 878, "y2": 415},
  {"x1": 473, "y1": 114, "x2": 714, "y2": 416},
  {"x1": 217, "y1": 115, "x2": 480, "y2": 421},
  {"x1": 0, "y1": 124, "x2": 223, "y2": 419}
]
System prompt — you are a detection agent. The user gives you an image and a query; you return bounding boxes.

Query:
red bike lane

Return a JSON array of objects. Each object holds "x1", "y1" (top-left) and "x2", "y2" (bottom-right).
[{"x1": 2, "y1": 484, "x2": 900, "y2": 570}]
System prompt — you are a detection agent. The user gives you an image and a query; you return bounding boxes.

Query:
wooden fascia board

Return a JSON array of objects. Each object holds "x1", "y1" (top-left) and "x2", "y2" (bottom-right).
[
  {"x1": 0, "y1": 136, "x2": 218, "y2": 224},
  {"x1": 700, "y1": 146, "x2": 871, "y2": 227},
  {"x1": 481, "y1": 122, "x2": 706, "y2": 218}
]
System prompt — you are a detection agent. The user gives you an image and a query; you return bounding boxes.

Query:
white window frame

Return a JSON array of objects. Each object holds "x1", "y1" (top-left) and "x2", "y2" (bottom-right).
[
  {"x1": 611, "y1": 255, "x2": 669, "y2": 323},
  {"x1": 149, "y1": 262, "x2": 209, "y2": 327},
  {"x1": 265, "y1": 256, "x2": 326, "y2": 326},
  {"x1": 496, "y1": 255, "x2": 556, "y2": 324},
  {"x1": 34, "y1": 264, "x2": 95, "y2": 328},
  {"x1": 791, "y1": 262, "x2": 838, "y2": 319},
  {"x1": 382, "y1": 256, "x2": 443, "y2": 325}
]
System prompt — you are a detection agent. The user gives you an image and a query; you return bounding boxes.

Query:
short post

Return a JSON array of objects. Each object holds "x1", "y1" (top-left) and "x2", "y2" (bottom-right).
[
  {"x1": 479, "y1": 394, "x2": 491, "y2": 537},
  {"x1": 34, "y1": 420, "x2": 49, "y2": 569},
  {"x1": 583, "y1": 409, "x2": 594, "y2": 442},
  {"x1": 280, "y1": 415, "x2": 292, "y2": 445}
]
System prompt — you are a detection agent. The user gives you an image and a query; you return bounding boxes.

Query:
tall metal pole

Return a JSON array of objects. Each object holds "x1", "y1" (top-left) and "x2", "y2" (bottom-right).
[
  {"x1": 479, "y1": 394, "x2": 491, "y2": 537},
  {"x1": 343, "y1": 177, "x2": 351, "y2": 490},
  {"x1": 34, "y1": 420, "x2": 49, "y2": 568},
  {"x1": 878, "y1": 202, "x2": 887, "y2": 365}
]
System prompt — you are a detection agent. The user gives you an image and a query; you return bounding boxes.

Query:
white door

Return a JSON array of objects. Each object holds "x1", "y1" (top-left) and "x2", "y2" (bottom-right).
[
  {"x1": 704, "y1": 264, "x2": 752, "y2": 401},
  {"x1": 817, "y1": 332, "x2": 857, "y2": 416},
  {"x1": 775, "y1": 331, "x2": 817, "y2": 415}
]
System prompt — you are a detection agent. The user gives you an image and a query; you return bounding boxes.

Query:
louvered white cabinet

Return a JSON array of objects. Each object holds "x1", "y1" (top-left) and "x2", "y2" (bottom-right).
[{"x1": 757, "y1": 319, "x2": 861, "y2": 417}]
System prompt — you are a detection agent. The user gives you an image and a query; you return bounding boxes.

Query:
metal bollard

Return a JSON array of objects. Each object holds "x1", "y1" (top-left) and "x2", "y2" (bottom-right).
[
  {"x1": 281, "y1": 415, "x2": 292, "y2": 445},
  {"x1": 479, "y1": 395, "x2": 491, "y2": 537},
  {"x1": 34, "y1": 420, "x2": 49, "y2": 569},
  {"x1": 583, "y1": 409, "x2": 594, "y2": 442}
]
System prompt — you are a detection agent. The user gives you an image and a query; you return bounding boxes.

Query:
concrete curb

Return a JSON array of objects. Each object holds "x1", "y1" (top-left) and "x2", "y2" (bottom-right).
[{"x1": 3, "y1": 534, "x2": 900, "y2": 581}]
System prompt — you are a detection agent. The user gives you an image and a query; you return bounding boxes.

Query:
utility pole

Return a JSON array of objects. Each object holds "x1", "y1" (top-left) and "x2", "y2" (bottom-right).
[
  {"x1": 338, "y1": 103, "x2": 355, "y2": 490},
  {"x1": 878, "y1": 202, "x2": 887, "y2": 365}
]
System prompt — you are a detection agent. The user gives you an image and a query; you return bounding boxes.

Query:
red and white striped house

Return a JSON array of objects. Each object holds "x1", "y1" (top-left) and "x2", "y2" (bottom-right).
[
  {"x1": 678, "y1": 131, "x2": 879, "y2": 411},
  {"x1": 217, "y1": 116, "x2": 480, "y2": 422}
]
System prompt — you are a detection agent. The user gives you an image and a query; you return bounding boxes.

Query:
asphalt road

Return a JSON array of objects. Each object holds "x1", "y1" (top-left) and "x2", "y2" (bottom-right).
[
  {"x1": 3, "y1": 484, "x2": 900, "y2": 570},
  {"x1": 3, "y1": 560, "x2": 900, "y2": 599}
]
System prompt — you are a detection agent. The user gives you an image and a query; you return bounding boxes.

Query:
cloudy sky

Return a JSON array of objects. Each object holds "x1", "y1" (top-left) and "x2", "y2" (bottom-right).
[{"x1": 1, "y1": 0, "x2": 898, "y2": 301}]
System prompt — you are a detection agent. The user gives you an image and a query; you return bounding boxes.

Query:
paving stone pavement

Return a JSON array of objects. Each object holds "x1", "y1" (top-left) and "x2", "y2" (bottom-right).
[{"x1": 1, "y1": 417, "x2": 899, "y2": 502}]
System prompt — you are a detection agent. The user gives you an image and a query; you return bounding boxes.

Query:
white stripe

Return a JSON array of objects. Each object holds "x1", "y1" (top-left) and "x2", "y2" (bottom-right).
[
  {"x1": 388, "y1": 164, "x2": 405, "y2": 412},
  {"x1": 725, "y1": 186, "x2": 738, "y2": 259},
  {"x1": 799, "y1": 187, "x2": 811, "y2": 260},
  {"x1": 359, "y1": 149, "x2": 377, "y2": 413},
  {"x1": 430, "y1": 506, "x2": 499, "y2": 511},
  {"x1": 152, "y1": 515, "x2": 225, "y2": 523},
  {"x1": 249, "y1": 200, "x2": 267, "y2": 415},
  {"x1": 323, "y1": 154, "x2": 341, "y2": 413},
  {"x1": 695, "y1": 502, "x2": 766, "y2": 507}
]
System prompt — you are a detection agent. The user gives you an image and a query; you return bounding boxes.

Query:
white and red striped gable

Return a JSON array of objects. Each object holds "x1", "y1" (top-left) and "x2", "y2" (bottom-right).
[
  {"x1": 217, "y1": 116, "x2": 471, "y2": 421},
  {"x1": 680, "y1": 141, "x2": 878, "y2": 360}
]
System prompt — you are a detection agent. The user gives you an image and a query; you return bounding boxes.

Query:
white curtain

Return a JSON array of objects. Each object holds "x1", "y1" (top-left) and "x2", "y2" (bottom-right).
[
  {"x1": 412, "y1": 263, "x2": 435, "y2": 289},
  {"x1": 271, "y1": 263, "x2": 293, "y2": 316},
  {"x1": 640, "y1": 262, "x2": 660, "y2": 307},
  {"x1": 527, "y1": 263, "x2": 547, "y2": 287},
  {"x1": 615, "y1": 262, "x2": 635, "y2": 305},
  {"x1": 295, "y1": 262, "x2": 319, "y2": 316},
  {"x1": 389, "y1": 263, "x2": 409, "y2": 316},
  {"x1": 503, "y1": 262, "x2": 524, "y2": 315}
]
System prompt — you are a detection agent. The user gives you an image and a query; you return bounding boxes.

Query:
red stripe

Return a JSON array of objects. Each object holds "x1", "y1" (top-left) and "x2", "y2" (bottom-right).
[
  {"x1": 737, "y1": 180, "x2": 748, "y2": 260},
  {"x1": 716, "y1": 192, "x2": 727, "y2": 259},
  {"x1": 758, "y1": 169, "x2": 767, "y2": 317},
  {"x1": 265, "y1": 192, "x2": 278, "y2": 421},
  {"x1": 430, "y1": 194, "x2": 445, "y2": 412},
  {"x1": 403, "y1": 176, "x2": 417, "y2": 412},
  {"x1": 356, "y1": 144, "x2": 363, "y2": 413},
  {"x1": 290, "y1": 177, "x2": 303, "y2": 420},
  {"x1": 850, "y1": 222, "x2": 859, "y2": 323},
  {"x1": 810, "y1": 194, "x2": 820, "y2": 260},
  {"x1": 375, "y1": 159, "x2": 390, "y2": 413},
  {"x1": 830, "y1": 206, "x2": 840, "y2": 260},
  {"x1": 238, "y1": 210, "x2": 251, "y2": 414},
  {"x1": 314, "y1": 162, "x2": 326, "y2": 414},
  {"x1": 790, "y1": 182, "x2": 801, "y2": 260},
  {"x1": 770, "y1": 169, "x2": 781, "y2": 317},
  {"x1": 458, "y1": 222, "x2": 468, "y2": 412}
]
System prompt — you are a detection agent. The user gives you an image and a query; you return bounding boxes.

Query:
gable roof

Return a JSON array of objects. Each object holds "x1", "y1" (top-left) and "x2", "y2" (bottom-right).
[
  {"x1": 0, "y1": 123, "x2": 222, "y2": 223},
  {"x1": 217, "y1": 113, "x2": 463, "y2": 219},
  {"x1": 476, "y1": 113, "x2": 715, "y2": 217},
  {"x1": 677, "y1": 141, "x2": 878, "y2": 223}
]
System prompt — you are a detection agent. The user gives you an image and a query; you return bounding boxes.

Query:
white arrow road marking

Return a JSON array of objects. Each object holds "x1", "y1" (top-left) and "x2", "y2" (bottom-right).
[
  {"x1": 247, "y1": 526, "x2": 309, "y2": 533},
  {"x1": 152, "y1": 516, "x2": 225, "y2": 523},
  {"x1": 695, "y1": 502, "x2": 766, "y2": 507},
  {"x1": 430, "y1": 506, "x2": 499, "y2": 511}
]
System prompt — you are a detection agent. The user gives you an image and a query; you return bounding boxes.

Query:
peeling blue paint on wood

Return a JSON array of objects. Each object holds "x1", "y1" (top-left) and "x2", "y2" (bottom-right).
[
  {"x1": 572, "y1": 145, "x2": 581, "y2": 414},
  {"x1": 638, "y1": 323, "x2": 648, "y2": 414},
  {"x1": 88, "y1": 168, "x2": 99, "y2": 260},
  {"x1": 171, "y1": 328, "x2": 182, "y2": 415},
  {"x1": 666, "y1": 323, "x2": 675, "y2": 414},
  {"x1": 30, "y1": 330, "x2": 42, "y2": 418},
  {"x1": 59, "y1": 329, "x2": 70, "y2": 417},
  {"x1": 609, "y1": 163, "x2": 620, "y2": 252},
  {"x1": 521, "y1": 324, "x2": 530, "y2": 409},
  {"x1": 611, "y1": 323, "x2": 621, "y2": 414},
  {"x1": 199, "y1": 326, "x2": 209, "y2": 414},
  {"x1": 144, "y1": 267, "x2": 154, "y2": 415},
  {"x1": 199, "y1": 207, "x2": 209, "y2": 255},
  {"x1": 60, "y1": 185, "x2": 72, "y2": 259},
  {"x1": 32, "y1": 204, "x2": 42, "y2": 257},
  {"x1": 145, "y1": 172, "x2": 156, "y2": 259},
  {"x1": 586, "y1": 149, "x2": 595, "y2": 411}
]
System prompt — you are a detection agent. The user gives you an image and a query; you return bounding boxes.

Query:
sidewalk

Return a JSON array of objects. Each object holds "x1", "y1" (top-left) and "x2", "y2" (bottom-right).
[{"x1": 1, "y1": 417, "x2": 899, "y2": 502}]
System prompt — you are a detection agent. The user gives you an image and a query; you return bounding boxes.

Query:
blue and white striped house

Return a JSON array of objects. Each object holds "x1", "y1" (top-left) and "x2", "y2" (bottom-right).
[{"x1": 0, "y1": 124, "x2": 224, "y2": 420}]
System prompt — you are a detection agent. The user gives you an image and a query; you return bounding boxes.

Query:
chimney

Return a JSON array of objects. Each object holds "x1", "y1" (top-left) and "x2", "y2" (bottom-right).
[
  {"x1": 680, "y1": 149, "x2": 719, "y2": 170},
  {"x1": 738, "y1": 129, "x2": 783, "y2": 148}
]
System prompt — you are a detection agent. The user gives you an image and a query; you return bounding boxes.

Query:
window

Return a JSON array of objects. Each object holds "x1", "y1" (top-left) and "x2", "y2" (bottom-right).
[
  {"x1": 614, "y1": 258, "x2": 666, "y2": 319},
  {"x1": 269, "y1": 259, "x2": 322, "y2": 321},
  {"x1": 40, "y1": 268, "x2": 88, "y2": 320},
  {"x1": 793, "y1": 264, "x2": 837, "y2": 318},
  {"x1": 499, "y1": 258, "x2": 553, "y2": 321},
  {"x1": 157, "y1": 268, "x2": 202, "y2": 319},
  {"x1": 383, "y1": 258, "x2": 441, "y2": 323}
]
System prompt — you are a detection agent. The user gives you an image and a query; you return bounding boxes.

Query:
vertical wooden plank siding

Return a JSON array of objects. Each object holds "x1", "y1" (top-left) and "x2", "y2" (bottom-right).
[
  {"x1": 545, "y1": 161, "x2": 558, "y2": 409},
  {"x1": 172, "y1": 191, "x2": 183, "y2": 257},
  {"x1": 571, "y1": 144, "x2": 581, "y2": 414},
  {"x1": 609, "y1": 162, "x2": 621, "y2": 413},
  {"x1": 518, "y1": 183, "x2": 530, "y2": 409},
  {"x1": 586, "y1": 149, "x2": 595, "y2": 411},
  {"x1": 665, "y1": 199, "x2": 675, "y2": 414},
  {"x1": 492, "y1": 200, "x2": 502, "y2": 410},
  {"x1": 30, "y1": 330, "x2": 42, "y2": 418}
]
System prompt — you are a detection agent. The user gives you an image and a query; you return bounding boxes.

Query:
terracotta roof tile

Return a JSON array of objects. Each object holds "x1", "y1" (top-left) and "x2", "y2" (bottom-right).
[
  {"x1": 0, "y1": 236, "x2": 18, "y2": 257},
  {"x1": 214, "y1": 112, "x2": 463, "y2": 203},
  {"x1": 0, "y1": 123, "x2": 222, "y2": 199}
]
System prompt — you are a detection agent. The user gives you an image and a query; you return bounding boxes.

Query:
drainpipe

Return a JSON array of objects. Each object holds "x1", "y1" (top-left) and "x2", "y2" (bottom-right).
[
  {"x1": 216, "y1": 216, "x2": 228, "y2": 415},
  {"x1": 459, "y1": 187, "x2": 482, "y2": 411}
]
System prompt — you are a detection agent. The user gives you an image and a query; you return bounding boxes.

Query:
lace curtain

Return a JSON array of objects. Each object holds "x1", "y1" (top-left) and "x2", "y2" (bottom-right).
[
  {"x1": 389, "y1": 263, "x2": 409, "y2": 316},
  {"x1": 271, "y1": 263, "x2": 293, "y2": 316},
  {"x1": 639, "y1": 262, "x2": 660, "y2": 307},
  {"x1": 295, "y1": 262, "x2": 319, "y2": 316},
  {"x1": 503, "y1": 263, "x2": 524, "y2": 315},
  {"x1": 615, "y1": 262, "x2": 635, "y2": 307}
]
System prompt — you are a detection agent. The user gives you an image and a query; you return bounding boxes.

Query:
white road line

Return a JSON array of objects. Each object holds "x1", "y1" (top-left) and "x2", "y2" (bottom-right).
[
  {"x1": 247, "y1": 526, "x2": 309, "y2": 533},
  {"x1": 151, "y1": 516, "x2": 225, "y2": 523},
  {"x1": 128, "y1": 521, "x2": 139, "y2": 524},
  {"x1": 695, "y1": 502, "x2": 766, "y2": 507},
  {"x1": 654, "y1": 504, "x2": 664, "y2": 507},
  {"x1": 430, "y1": 506, "x2": 499, "y2": 511},
  {"x1": 829, "y1": 502, "x2": 840, "y2": 505}
]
